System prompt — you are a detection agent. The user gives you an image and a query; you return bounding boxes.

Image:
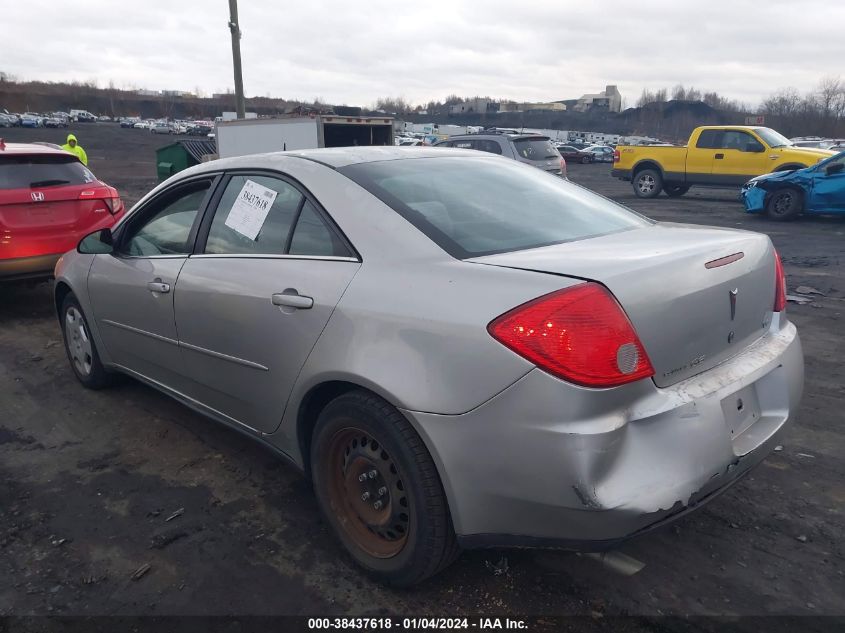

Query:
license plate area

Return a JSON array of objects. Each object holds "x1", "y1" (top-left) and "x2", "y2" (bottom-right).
[{"x1": 721, "y1": 384, "x2": 761, "y2": 443}]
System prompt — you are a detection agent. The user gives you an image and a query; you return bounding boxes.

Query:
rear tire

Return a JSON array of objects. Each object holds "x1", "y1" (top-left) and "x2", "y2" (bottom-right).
[
  {"x1": 633, "y1": 168, "x2": 663, "y2": 198},
  {"x1": 581, "y1": 155, "x2": 590, "y2": 164},
  {"x1": 60, "y1": 294, "x2": 114, "y2": 389},
  {"x1": 664, "y1": 185, "x2": 690, "y2": 197},
  {"x1": 311, "y1": 390, "x2": 459, "y2": 587},
  {"x1": 766, "y1": 188, "x2": 803, "y2": 220}
]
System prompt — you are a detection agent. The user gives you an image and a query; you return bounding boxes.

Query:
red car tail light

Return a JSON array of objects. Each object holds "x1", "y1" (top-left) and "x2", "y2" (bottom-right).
[
  {"x1": 613, "y1": 149, "x2": 620, "y2": 163},
  {"x1": 103, "y1": 196, "x2": 124, "y2": 215},
  {"x1": 488, "y1": 283, "x2": 654, "y2": 388},
  {"x1": 774, "y1": 249, "x2": 787, "y2": 312},
  {"x1": 560, "y1": 157, "x2": 567, "y2": 178}
]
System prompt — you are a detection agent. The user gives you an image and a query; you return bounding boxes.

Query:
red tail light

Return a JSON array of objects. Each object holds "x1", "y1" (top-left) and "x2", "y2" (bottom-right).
[
  {"x1": 773, "y1": 249, "x2": 787, "y2": 312},
  {"x1": 560, "y1": 157, "x2": 567, "y2": 177},
  {"x1": 613, "y1": 149, "x2": 620, "y2": 163},
  {"x1": 103, "y1": 196, "x2": 124, "y2": 215},
  {"x1": 488, "y1": 283, "x2": 654, "y2": 388}
]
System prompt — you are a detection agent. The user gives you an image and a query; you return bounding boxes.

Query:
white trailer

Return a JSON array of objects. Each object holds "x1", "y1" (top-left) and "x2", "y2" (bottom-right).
[{"x1": 216, "y1": 116, "x2": 394, "y2": 159}]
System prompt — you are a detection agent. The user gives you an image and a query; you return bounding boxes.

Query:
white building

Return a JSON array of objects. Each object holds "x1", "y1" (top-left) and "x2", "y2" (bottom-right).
[{"x1": 573, "y1": 85, "x2": 622, "y2": 113}]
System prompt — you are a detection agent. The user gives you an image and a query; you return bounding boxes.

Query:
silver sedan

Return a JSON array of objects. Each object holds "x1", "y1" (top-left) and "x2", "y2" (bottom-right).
[{"x1": 54, "y1": 147, "x2": 803, "y2": 586}]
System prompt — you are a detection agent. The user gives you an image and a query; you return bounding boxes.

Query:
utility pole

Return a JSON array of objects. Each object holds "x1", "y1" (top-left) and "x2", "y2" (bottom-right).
[{"x1": 228, "y1": 0, "x2": 246, "y2": 119}]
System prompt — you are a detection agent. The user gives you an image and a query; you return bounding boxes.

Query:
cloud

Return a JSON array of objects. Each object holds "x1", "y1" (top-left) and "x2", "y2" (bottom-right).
[{"x1": 2, "y1": 0, "x2": 843, "y2": 107}]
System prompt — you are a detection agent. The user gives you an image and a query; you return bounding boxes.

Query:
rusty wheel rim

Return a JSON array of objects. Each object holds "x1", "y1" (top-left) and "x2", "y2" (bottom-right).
[{"x1": 325, "y1": 427, "x2": 410, "y2": 558}]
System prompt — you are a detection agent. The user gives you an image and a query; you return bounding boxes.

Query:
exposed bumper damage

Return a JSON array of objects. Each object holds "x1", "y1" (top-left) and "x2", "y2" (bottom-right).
[{"x1": 404, "y1": 317, "x2": 803, "y2": 549}]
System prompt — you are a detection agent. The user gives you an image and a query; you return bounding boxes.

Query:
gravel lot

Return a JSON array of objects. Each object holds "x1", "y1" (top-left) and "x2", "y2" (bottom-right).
[{"x1": 1, "y1": 124, "x2": 843, "y2": 619}]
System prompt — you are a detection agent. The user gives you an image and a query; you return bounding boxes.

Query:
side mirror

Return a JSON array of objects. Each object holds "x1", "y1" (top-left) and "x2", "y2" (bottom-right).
[
  {"x1": 825, "y1": 162, "x2": 845, "y2": 176},
  {"x1": 744, "y1": 142, "x2": 765, "y2": 153},
  {"x1": 78, "y1": 228, "x2": 114, "y2": 254}
]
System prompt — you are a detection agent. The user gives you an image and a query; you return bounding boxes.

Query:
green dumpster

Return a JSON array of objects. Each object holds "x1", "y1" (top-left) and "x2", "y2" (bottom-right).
[{"x1": 155, "y1": 140, "x2": 217, "y2": 182}]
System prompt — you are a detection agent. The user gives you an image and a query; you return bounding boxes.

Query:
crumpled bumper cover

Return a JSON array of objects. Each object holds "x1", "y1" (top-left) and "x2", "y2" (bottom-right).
[
  {"x1": 404, "y1": 318, "x2": 803, "y2": 549},
  {"x1": 741, "y1": 184, "x2": 767, "y2": 213}
]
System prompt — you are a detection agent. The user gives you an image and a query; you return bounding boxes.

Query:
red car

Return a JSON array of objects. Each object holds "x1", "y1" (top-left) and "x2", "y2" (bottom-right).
[{"x1": 0, "y1": 139, "x2": 125, "y2": 281}]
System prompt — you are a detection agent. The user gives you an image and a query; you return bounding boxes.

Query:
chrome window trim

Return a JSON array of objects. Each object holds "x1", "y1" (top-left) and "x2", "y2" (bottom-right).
[{"x1": 188, "y1": 253, "x2": 359, "y2": 262}]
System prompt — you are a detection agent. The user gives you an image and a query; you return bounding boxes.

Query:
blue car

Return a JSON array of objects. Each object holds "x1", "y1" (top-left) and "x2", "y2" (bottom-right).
[{"x1": 741, "y1": 151, "x2": 845, "y2": 220}]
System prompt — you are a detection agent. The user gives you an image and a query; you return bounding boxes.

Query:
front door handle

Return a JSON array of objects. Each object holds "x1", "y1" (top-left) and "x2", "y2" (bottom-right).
[
  {"x1": 714, "y1": 153, "x2": 725, "y2": 159},
  {"x1": 147, "y1": 280, "x2": 171, "y2": 294},
  {"x1": 272, "y1": 292, "x2": 313, "y2": 310}
]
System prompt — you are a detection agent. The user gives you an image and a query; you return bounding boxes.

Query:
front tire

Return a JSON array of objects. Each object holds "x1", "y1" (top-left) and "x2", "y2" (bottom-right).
[
  {"x1": 766, "y1": 188, "x2": 803, "y2": 220},
  {"x1": 311, "y1": 390, "x2": 459, "y2": 587},
  {"x1": 60, "y1": 294, "x2": 114, "y2": 389},
  {"x1": 633, "y1": 168, "x2": 663, "y2": 198}
]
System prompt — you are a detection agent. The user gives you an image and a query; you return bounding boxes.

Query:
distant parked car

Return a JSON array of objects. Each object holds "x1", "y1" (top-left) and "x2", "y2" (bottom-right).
[
  {"x1": 119, "y1": 118, "x2": 135, "y2": 128},
  {"x1": 20, "y1": 114, "x2": 42, "y2": 128},
  {"x1": 555, "y1": 144, "x2": 593, "y2": 164},
  {"x1": 150, "y1": 121, "x2": 174, "y2": 134},
  {"x1": 436, "y1": 133, "x2": 566, "y2": 177},
  {"x1": 44, "y1": 116, "x2": 68, "y2": 128},
  {"x1": 187, "y1": 123, "x2": 213, "y2": 136},
  {"x1": 0, "y1": 114, "x2": 15, "y2": 128},
  {"x1": 741, "y1": 150, "x2": 845, "y2": 219},
  {"x1": 584, "y1": 145, "x2": 615, "y2": 163},
  {"x1": 822, "y1": 139, "x2": 845, "y2": 152}
]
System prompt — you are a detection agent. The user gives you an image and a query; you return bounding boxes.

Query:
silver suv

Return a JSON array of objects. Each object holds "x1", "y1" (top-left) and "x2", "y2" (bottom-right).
[{"x1": 435, "y1": 133, "x2": 566, "y2": 177}]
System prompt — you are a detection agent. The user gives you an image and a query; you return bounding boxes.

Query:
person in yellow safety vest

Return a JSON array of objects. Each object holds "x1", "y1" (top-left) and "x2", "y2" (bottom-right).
[{"x1": 61, "y1": 133, "x2": 88, "y2": 166}]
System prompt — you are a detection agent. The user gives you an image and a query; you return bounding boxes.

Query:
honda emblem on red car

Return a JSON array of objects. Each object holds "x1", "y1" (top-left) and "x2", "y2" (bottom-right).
[{"x1": 31, "y1": 191, "x2": 45, "y2": 202}]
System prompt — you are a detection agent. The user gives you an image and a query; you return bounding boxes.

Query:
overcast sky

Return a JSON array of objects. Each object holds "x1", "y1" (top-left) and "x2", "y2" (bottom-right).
[{"x1": 3, "y1": 0, "x2": 843, "y2": 108}]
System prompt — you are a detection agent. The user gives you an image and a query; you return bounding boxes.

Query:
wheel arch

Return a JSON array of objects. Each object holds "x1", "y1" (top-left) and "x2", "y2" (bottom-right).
[
  {"x1": 631, "y1": 160, "x2": 664, "y2": 179},
  {"x1": 296, "y1": 379, "x2": 411, "y2": 478},
  {"x1": 54, "y1": 281, "x2": 73, "y2": 321}
]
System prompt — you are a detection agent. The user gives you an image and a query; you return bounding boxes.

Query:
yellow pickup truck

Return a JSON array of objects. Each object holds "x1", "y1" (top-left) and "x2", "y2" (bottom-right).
[{"x1": 612, "y1": 126, "x2": 835, "y2": 198}]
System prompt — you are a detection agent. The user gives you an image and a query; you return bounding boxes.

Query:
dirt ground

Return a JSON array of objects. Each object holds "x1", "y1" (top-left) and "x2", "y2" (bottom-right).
[{"x1": 1, "y1": 124, "x2": 843, "y2": 620}]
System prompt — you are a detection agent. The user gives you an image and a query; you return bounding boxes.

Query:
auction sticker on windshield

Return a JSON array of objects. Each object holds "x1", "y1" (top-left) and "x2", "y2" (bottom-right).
[{"x1": 225, "y1": 178, "x2": 278, "y2": 240}]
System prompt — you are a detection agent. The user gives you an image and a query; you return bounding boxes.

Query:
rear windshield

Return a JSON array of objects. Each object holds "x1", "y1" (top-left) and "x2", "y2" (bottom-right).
[
  {"x1": 341, "y1": 156, "x2": 650, "y2": 258},
  {"x1": 511, "y1": 137, "x2": 559, "y2": 161},
  {"x1": 0, "y1": 154, "x2": 96, "y2": 190}
]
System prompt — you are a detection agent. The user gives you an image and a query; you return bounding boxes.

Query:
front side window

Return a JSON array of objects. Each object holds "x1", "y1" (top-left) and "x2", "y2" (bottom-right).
[
  {"x1": 341, "y1": 156, "x2": 650, "y2": 259},
  {"x1": 205, "y1": 175, "x2": 303, "y2": 255},
  {"x1": 122, "y1": 184, "x2": 210, "y2": 256},
  {"x1": 721, "y1": 131, "x2": 757, "y2": 151}
]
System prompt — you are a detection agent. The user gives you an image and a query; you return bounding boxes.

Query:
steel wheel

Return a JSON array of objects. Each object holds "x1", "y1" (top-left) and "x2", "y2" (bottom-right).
[
  {"x1": 325, "y1": 426, "x2": 410, "y2": 558},
  {"x1": 65, "y1": 306, "x2": 93, "y2": 376}
]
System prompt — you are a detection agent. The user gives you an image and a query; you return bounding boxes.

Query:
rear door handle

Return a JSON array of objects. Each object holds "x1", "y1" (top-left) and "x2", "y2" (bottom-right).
[
  {"x1": 147, "y1": 280, "x2": 171, "y2": 294},
  {"x1": 714, "y1": 153, "x2": 725, "y2": 159},
  {"x1": 271, "y1": 292, "x2": 313, "y2": 309}
]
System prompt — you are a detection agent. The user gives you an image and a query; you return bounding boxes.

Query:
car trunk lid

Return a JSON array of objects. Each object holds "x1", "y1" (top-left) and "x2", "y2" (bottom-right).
[{"x1": 468, "y1": 223, "x2": 776, "y2": 387}]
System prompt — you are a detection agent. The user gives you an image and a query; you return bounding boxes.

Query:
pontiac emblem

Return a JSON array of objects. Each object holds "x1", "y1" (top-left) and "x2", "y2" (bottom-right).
[
  {"x1": 729, "y1": 288, "x2": 738, "y2": 321},
  {"x1": 31, "y1": 191, "x2": 45, "y2": 202}
]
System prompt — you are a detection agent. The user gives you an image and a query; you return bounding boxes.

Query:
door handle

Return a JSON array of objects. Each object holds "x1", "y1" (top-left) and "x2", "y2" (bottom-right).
[
  {"x1": 714, "y1": 153, "x2": 725, "y2": 159},
  {"x1": 272, "y1": 292, "x2": 313, "y2": 309},
  {"x1": 147, "y1": 280, "x2": 171, "y2": 294}
]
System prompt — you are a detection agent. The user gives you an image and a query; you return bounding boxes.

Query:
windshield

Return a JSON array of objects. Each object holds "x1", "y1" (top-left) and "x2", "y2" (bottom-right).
[
  {"x1": 754, "y1": 127, "x2": 792, "y2": 148},
  {"x1": 511, "y1": 137, "x2": 559, "y2": 161},
  {"x1": 340, "y1": 156, "x2": 651, "y2": 258},
  {"x1": 0, "y1": 154, "x2": 96, "y2": 189}
]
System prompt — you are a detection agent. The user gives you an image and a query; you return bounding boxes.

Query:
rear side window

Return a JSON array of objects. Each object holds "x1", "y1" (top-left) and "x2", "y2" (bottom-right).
[
  {"x1": 696, "y1": 130, "x2": 722, "y2": 149},
  {"x1": 341, "y1": 156, "x2": 650, "y2": 258},
  {"x1": 474, "y1": 139, "x2": 503, "y2": 155},
  {"x1": 0, "y1": 154, "x2": 95, "y2": 189},
  {"x1": 511, "y1": 138, "x2": 559, "y2": 161},
  {"x1": 289, "y1": 201, "x2": 352, "y2": 257},
  {"x1": 205, "y1": 175, "x2": 303, "y2": 255}
]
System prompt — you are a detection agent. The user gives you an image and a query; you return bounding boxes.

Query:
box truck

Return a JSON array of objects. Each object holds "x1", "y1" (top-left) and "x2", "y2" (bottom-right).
[{"x1": 215, "y1": 115, "x2": 394, "y2": 159}]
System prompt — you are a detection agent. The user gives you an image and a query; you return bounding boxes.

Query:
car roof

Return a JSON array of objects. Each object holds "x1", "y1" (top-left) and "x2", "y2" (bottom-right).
[
  {"x1": 279, "y1": 146, "x2": 484, "y2": 168},
  {"x1": 0, "y1": 141, "x2": 72, "y2": 156}
]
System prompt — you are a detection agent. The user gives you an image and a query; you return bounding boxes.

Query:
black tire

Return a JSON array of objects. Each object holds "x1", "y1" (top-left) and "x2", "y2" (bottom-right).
[
  {"x1": 60, "y1": 294, "x2": 114, "y2": 389},
  {"x1": 664, "y1": 185, "x2": 690, "y2": 197},
  {"x1": 581, "y1": 155, "x2": 590, "y2": 164},
  {"x1": 633, "y1": 168, "x2": 663, "y2": 198},
  {"x1": 311, "y1": 390, "x2": 459, "y2": 587},
  {"x1": 766, "y1": 188, "x2": 803, "y2": 221}
]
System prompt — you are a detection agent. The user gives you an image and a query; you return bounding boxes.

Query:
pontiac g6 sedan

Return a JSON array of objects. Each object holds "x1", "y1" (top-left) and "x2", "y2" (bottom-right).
[{"x1": 54, "y1": 147, "x2": 803, "y2": 586}]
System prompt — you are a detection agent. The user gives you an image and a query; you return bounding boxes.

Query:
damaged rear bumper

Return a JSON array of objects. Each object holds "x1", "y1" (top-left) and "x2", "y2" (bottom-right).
[{"x1": 403, "y1": 317, "x2": 803, "y2": 549}]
